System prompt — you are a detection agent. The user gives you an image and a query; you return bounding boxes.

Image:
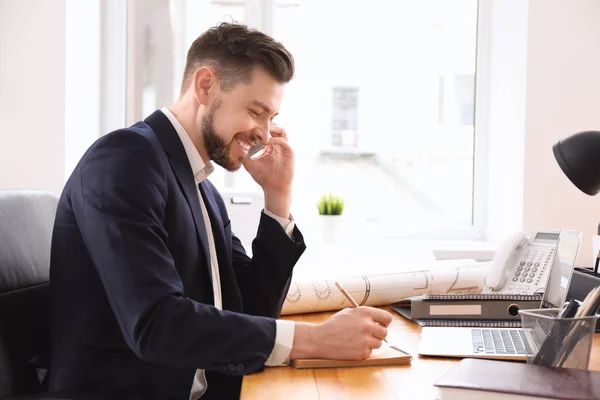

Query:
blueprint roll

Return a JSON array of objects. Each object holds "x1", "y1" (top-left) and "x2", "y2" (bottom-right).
[{"x1": 281, "y1": 262, "x2": 491, "y2": 315}]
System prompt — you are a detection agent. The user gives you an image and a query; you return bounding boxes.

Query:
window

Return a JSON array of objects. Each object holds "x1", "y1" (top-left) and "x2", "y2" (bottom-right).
[
  {"x1": 126, "y1": 0, "x2": 483, "y2": 240},
  {"x1": 332, "y1": 87, "x2": 359, "y2": 148}
]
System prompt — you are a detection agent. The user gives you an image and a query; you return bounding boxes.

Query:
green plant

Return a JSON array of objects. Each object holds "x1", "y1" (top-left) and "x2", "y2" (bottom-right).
[{"x1": 317, "y1": 193, "x2": 345, "y2": 215}]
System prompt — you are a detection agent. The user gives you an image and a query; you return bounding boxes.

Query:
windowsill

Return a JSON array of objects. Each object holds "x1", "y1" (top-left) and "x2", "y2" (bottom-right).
[
  {"x1": 243, "y1": 237, "x2": 497, "y2": 279},
  {"x1": 319, "y1": 148, "x2": 376, "y2": 158},
  {"x1": 428, "y1": 239, "x2": 496, "y2": 261},
  {"x1": 300, "y1": 237, "x2": 496, "y2": 261}
]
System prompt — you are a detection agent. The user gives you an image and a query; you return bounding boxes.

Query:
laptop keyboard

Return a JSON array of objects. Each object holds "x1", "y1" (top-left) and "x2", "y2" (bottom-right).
[{"x1": 471, "y1": 329, "x2": 527, "y2": 355}]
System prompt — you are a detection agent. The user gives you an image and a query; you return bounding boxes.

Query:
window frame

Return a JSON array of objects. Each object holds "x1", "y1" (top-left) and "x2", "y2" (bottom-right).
[{"x1": 111, "y1": 0, "x2": 494, "y2": 241}]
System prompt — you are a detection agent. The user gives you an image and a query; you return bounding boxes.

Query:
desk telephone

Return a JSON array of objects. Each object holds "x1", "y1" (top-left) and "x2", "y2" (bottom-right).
[{"x1": 484, "y1": 229, "x2": 563, "y2": 295}]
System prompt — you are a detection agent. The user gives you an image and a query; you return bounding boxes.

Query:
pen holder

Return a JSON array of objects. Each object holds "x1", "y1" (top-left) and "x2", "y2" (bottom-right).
[{"x1": 519, "y1": 308, "x2": 599, "y2": 370}]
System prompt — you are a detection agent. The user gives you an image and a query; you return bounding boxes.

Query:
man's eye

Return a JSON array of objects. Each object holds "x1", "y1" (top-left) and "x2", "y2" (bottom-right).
[{"x1": 249, "y1": 110, "x2": 260, "y2": 117}]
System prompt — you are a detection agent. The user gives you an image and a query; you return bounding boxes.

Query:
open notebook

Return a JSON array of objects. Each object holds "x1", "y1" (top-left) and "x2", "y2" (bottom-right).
[{"x1": 289, "y1": 342, "x2": 412, "y2": 369}]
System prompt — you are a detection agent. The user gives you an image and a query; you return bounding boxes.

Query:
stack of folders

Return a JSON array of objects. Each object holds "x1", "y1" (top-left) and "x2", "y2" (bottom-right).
[{"x1": 392, "y1": 293, "x2": 542, "y2": 328}]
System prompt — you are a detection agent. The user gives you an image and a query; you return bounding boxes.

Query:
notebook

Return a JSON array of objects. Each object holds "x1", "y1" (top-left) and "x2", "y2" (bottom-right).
[
  {"x1": 434, "y1": 358, "x2": 600, "y2": 400},
  {"x1": 289, "y1": 342, "x2": 412, "y2": 369}
]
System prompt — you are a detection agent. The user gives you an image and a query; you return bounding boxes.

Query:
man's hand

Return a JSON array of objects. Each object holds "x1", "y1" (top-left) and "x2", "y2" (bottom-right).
[
  {"x1": 242, "y1": 124, "x2": 294, "y2": 218},
  {"x1": 289, "y1": 307, "x2": 393, "y2": 361}
]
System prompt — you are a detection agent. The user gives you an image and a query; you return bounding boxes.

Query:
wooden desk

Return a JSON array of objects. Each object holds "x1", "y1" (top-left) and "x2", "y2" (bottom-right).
[{"x1": 241, "y1": 307, "x2": 600, "y2": 399}]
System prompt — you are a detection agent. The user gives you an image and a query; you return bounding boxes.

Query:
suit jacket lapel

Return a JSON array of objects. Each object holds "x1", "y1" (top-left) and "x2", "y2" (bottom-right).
[{"x1": 144, "y1": 110, "x2": 212, "y2": 281}]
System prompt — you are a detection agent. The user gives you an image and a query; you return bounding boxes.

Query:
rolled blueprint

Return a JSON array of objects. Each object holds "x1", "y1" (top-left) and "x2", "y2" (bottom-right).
[{"x1": 281, "y1": 261, "x2": 490, "y2": 315}]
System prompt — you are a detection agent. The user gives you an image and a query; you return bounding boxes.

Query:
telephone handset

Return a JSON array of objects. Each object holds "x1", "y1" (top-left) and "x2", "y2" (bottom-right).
[
  {"x1": 483, "y1": 229, "x2": 561, "y2": 295},
  {"x1": 486, "y1": 231, "x2": 529, "y2": 290}
]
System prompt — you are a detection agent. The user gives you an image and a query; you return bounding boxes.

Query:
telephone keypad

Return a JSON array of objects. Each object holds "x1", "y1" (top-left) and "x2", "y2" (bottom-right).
[{"x1": 508, "y1": 246, "x2": 555, "y2": 294}]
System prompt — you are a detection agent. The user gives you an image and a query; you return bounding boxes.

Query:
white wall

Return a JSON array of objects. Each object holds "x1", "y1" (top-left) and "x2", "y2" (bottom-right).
[
  {"x1": 0, "y1": 0, "x2": 102, "y2": 196},
  {"x1": 523, "y1": 0, "x2": 600, "y2": 267},
  {"x1": 0, "y1": 0, "x2": 66, "y2": 196}
]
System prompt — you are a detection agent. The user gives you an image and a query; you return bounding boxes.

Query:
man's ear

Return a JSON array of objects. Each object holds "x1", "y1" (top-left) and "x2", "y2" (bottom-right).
[{"x1": 192, "y1": 67, "x2": 217, "y2": 106}]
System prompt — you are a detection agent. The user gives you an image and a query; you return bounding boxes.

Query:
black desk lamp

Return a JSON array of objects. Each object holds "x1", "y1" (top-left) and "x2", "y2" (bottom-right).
[
  {"x1": 553, "y1": 130, "x2": 600, "y2": 276},
  {"x1": 553, "y1": 131, "x2": 600, "y2": 330},
  {"x1": 553, "y1": 130, "x2": 600, "y2": 197}
]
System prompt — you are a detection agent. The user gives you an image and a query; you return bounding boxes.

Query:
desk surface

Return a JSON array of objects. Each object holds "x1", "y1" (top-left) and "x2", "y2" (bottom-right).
[{"x1": 241, "y1": 307, "x2": 600, "y2": 400}]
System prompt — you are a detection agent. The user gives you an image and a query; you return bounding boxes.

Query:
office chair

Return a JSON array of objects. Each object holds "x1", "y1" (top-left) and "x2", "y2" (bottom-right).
[{"x1": 0, "y1": 190, "x2": 113, "y2": 400}]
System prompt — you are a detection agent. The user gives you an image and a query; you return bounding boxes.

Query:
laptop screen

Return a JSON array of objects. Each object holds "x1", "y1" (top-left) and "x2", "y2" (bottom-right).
[{"x1": 542, "y1": 230, "x2": 581, "y2": 308}]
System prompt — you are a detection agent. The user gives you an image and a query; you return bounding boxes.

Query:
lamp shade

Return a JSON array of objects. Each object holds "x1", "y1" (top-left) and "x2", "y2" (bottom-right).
[{"x1": 553, "y1": 130, "x2": 600, "y2": 196}]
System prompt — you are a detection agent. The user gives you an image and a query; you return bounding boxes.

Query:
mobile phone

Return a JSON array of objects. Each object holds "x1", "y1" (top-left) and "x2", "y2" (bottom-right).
[{"x1": 245, "y1": 142, "x2": 265, "y2": 159}]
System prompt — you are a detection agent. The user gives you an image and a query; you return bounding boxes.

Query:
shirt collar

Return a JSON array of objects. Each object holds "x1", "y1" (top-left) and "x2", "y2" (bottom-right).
[{"x1": 160, "y1": 107, "x2": 214, "y2": 183}]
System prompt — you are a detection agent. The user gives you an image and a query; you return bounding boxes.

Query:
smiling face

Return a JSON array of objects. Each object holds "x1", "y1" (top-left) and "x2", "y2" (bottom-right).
[{"x1": 197, "y1": 66, "x2": 284, "y2": 171}]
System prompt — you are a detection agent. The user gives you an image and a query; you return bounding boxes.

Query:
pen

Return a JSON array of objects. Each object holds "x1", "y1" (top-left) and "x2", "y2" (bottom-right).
[
  {"x1": 559, "y1": 299, "x2": 580, "y2": 319},
  {"x1": 581, "y1": 286, "x2": 600, "y2": 316},
  {"x1": 555, "y1": 286, "x2": 600, "y2": 367},
  {"x1": 575, "y1": 286, "x2": 599, "y2": 318},
  {"x1": 534, "y1": 299, "x2": 580, "y2": 365},
  {"x1": 586, "y1": 290, "x2": 600, "y2": 316},
  {"x1": 334, "y1": 281, "x2": 388, "y2": 343}
]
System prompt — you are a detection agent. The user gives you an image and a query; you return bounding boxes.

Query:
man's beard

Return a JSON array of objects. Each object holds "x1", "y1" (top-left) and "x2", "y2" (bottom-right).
[{"x1": 201, "y1": 101, "x2": 241, "y2": 172}]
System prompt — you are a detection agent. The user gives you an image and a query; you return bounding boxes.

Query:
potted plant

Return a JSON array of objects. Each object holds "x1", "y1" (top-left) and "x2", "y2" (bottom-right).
[{"x1": 317, "y1": 193, "x2": 345, "y2": 245}]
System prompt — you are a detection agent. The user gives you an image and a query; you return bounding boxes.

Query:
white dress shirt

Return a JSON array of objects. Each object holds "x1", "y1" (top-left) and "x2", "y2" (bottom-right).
[{"x1": 160, "y1": 108, "x2": 295, "y2": 399}]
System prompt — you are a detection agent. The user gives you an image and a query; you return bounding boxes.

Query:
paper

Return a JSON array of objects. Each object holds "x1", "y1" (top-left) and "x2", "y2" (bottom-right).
[{"x1": 281, "y1": 261, "x2": 490, "y2": 315}]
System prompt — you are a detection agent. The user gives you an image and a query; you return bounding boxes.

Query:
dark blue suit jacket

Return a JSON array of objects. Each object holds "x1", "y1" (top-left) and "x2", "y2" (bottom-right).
[{"x1": 48, "y1": 110, "x2": 306, "y2": 399}]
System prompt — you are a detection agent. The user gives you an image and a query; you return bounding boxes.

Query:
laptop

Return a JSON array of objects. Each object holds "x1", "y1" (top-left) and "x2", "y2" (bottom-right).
[{"x1": 417, "y1": 230, "x2": 581, "y2": 360}]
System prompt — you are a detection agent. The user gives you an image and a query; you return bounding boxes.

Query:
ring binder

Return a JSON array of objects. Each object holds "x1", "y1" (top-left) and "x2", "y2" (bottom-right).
[
  {"x1": 417, "y1": 319, "x2": 522, "y2": 328},
  {"x1": 424, "y1": 293, "x2": 543, "y2": 301}
]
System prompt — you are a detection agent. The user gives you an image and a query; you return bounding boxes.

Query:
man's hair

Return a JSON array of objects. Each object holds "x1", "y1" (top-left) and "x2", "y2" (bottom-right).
[{"x1": 181, "y1": 22, "x2": 295, "y2": 93}]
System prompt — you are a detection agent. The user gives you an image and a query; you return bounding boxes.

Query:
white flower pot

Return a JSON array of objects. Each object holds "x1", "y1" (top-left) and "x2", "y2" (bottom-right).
[{"x1": 320, "y1": 215, "x2": 342, "y2": 246}]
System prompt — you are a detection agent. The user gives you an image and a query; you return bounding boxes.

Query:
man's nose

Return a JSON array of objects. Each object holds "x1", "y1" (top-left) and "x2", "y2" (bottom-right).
[{"x1": 255, "y1": 121, "x2": 271, "y2": 144}]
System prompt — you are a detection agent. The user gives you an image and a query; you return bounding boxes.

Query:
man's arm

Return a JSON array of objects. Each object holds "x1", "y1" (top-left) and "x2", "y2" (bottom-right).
[
  {"x1": 228, "y1": 212, "x2": 304, "y2": 319},
  {"x1": 70, "y1": 130, "x2": 278, "y2": 375},
  {"x1": 230, "y1": 125, "x2": 395, "y2": 365},
  {"x1": 232, "y1": 124, "x2": 303, "y2": 319}
]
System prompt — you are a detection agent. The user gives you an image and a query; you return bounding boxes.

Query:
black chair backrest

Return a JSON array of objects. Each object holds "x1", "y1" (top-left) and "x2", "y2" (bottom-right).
[{"x1": 0, "y1": 190, "x2": 58, "y2": 399}]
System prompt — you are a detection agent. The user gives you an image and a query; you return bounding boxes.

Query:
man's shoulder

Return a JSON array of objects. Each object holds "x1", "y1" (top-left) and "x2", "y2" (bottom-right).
[
  {"x1": 78, "y1": 122, "x2": 163, "y2": 165},
  {"x1": 67, "y1": 122, "x2": 167, "y2": 189},
  {"x1": 97, "y1": 121, "x2": 159, "y2": 150}
]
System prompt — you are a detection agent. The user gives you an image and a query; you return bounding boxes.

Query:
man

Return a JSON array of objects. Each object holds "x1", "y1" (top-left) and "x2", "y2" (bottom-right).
[{"x1": 49, "y1": 22, "x2": 392, "y2": 399}]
